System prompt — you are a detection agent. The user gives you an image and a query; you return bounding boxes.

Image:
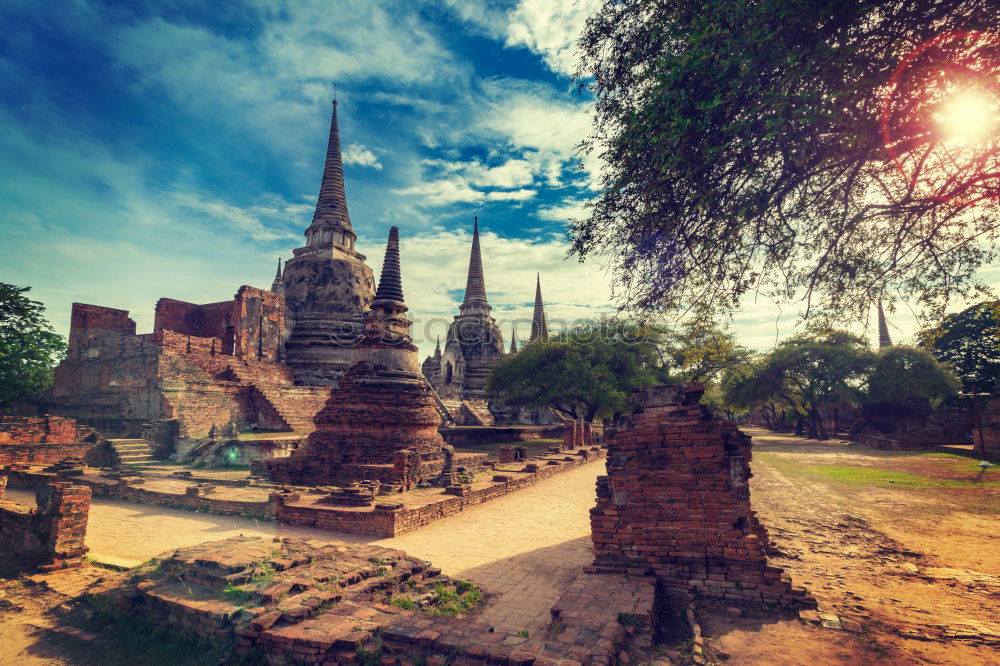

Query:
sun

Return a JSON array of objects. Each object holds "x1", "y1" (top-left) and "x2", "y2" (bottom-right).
[{"x1": 935, "y1": 90, "x2": 998, "y2": 141}]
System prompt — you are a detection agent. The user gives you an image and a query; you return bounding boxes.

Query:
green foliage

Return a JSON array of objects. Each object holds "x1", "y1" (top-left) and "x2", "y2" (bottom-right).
[
  {"x1": 427, "y1": 581, "x2": 482, "y2": 617},
  {"x1": 662, "y1": 319, "x2": 751, "y2": 384},
  {"x1": 0, "y1": 283, "x2": 66, "y2": 409},
  {"x1": 726, "y1": 328, "x2": 872, "y2": 438},
  {"x1": 488, "y1": 318, "x2": 667, "y2": 420},
  {"x1": 517, "y1": 630, "x2": 530, "y2": 638},
  {"x1": 572, "y1": 1, "x2": 999, "y2": 319},
  {"x1": 918, "y1": 301, "x2": 1000, "y2": 393},
  {"x1": 222, "y1": 582, "x2": 253, "y2": 605},
  {"x1": 390, "y1": 597, "x2": 416, "y2": 610},
  {"x1": 866, "y1": 345, "x2": 960, "y2": 406}
]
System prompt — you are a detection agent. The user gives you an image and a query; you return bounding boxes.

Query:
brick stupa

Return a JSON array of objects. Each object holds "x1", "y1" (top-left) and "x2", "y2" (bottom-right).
[
  {"x1": 589, "y1": 383, "x2": 813, "y2": 608},
  {"x1": 263, "y1": 227, "x2": 446, "y2": 489}
]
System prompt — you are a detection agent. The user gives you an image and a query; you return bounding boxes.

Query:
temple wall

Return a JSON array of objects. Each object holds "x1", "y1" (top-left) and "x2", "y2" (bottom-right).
[{"x1": 67, "y1": 303, "x2": 137, "y2": 360}]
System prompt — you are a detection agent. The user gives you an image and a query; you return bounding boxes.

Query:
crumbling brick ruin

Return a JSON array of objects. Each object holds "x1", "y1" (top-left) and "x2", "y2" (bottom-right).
[
  {"x1": 589, "y1": 383, "x2": 812, "y2": 608},
  {"x1": 44, "y1": 288, "x2": 319, "y2": 443},
  {"x1": 0, "y1": 416, "x2": 105, "y2": 466},
  {"x1": 0, "y1": 479, "x2": 91, "y2": 570}
]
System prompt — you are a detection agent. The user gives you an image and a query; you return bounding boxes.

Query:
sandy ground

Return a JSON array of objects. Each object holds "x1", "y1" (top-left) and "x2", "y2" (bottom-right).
[{"x1": 700, "y1": 429, "x2": 1000, "y2": 665}]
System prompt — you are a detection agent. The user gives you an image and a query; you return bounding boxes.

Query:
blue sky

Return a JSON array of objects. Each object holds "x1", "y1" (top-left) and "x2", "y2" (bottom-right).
[{"x1": 0, "y1": 0, "x2": 928, "y2": 357}]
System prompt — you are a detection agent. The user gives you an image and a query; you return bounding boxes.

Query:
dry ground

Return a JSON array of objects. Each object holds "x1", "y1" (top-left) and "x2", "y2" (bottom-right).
[
  {"x1": 1, "y1": 429, "x2": 998, "y2": 664},
  {"x1": 699, "y1": 428, "x2": 1000, "y2": 665}
]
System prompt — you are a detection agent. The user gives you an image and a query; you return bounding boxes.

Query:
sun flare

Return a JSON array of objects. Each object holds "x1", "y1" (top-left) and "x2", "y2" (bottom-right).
[{"x1": 936, "y1": 90, "x2": 998, "y2": 141}]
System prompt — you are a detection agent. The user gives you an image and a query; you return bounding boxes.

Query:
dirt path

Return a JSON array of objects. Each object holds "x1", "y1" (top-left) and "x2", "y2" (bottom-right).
[{"x1": 702, "y1": 429, "x2": 1000, "y2": 665}]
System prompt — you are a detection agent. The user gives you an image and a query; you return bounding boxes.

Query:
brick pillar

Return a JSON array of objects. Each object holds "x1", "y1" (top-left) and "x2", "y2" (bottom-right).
[
  {"x1": 582, "y1": 421, "x2": 593, "y2": 445},
  {"x1": 589, "y1": 383, "x2": 813, "y2": 609},
  {"x1": 498, "y1": 446, "x2": 516, "y2": 464},
  {"x1": 574, "y1": 420, "x2": 585, "y2": 448},
  {"x1": 35, "y1": 481, "x2": 91, "y2": 568},
  {"x1": 563, "y1": 420, "x2": 576, "y2": 450},
  {"x1": 0, "y1": 474, "x2": 6, "y2": 499}
]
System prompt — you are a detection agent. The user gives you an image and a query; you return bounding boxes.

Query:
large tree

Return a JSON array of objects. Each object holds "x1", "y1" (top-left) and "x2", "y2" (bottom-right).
[
  {"x1": 573, "y1": 1, "x2": 1000, "y2": 319},
  {"x1": 487, "y1": 319, "x2": 666, "y2": 420},
  {"x1": 0, "y1": 283, "x2": 66, "y2": 410},
  {"x1": 917, "y1": 300, "x2": 1000, "y2": 392},
  {"x1": 866, "y1": 345, "x2": 961, "y2": 406},
  {"x1": 726, "y1": 329, "x2": 873, "y2": 439}
]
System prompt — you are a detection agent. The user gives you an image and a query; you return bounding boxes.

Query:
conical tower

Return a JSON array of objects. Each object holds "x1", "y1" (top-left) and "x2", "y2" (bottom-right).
[
  {"x1": 528, "y1": 274, "x2": 549, "y2": 343},
  {"x1": 431, "y1": 217, "x2": 505, "y2": 406},
  {"x1": 509, "y1": 326, "x2": 519, "y2": 354},
  {"x1": 434, "y1": 336, "x2": 442, "y2": 358},
  {"x1": 460, "y1": 216, "x2": 491, "y2": 316},
  {"x1": 305, "y1": 100, "x2": 356, "y2": 249},
  {"x1": 877, "y1": 301, "x2": 892, "y2": 348},
  {"x1": 280, "y1": 100, "x2": 376, "y2": 386},
  {"x1": 271, "y1": 258, "x2": 285, "y2": 295}
]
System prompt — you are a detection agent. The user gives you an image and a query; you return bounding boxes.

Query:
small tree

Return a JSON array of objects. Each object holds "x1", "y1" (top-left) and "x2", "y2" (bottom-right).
[
  {"x1": 488, "y1": 319, "x2": 666, "y2": 421},
  {"x1": 918, "y1": 301, "x2": 1000, "y2": 393},
  {"x1": 866, "y1": 345, "x2": 960, "y2": 407},
  {"x1": 0, "y1": 283, "x2": 66, "y2": 410}
]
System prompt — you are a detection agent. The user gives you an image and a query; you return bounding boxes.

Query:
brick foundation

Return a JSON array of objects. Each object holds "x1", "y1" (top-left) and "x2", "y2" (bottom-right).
[
  {"x1": 589, "y1": 383, "x2": 812, "y2": 608},
  {"x1": 0, "y1": 480, "x2": 91, "y2": 570}
]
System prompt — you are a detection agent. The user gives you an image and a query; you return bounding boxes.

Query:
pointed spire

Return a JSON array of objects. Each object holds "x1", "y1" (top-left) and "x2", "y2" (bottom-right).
[
  {"x1": 529, "y1": 274, "x2": 549, "y2": 343},
  {"x1": 434, "y1": 335, "x2": 442, "y2": 358},
  {"x1": 373, "y1": 226, "x2": 405, "y2": 304},
  {"x1": 307, "y1": 100, "x2": 354, "y2": 242},
  {"x1": 878, "y1": 301, "x2": 892, "y2": 348},
  {"x1": 509, "y1": 325, "x2": 519, "y2": 354},
  {"x1": 271, "y1": 258, "x2": 285, "y2": 294},
  {"x1": 460, "y1": 216, "x2": 490, "y2": 313}
]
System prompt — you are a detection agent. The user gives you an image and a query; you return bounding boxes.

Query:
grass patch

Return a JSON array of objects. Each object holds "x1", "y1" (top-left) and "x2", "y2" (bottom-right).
[
  {"x1": 428, "y1": 581, "x2": 482, "y2": 617},
  {"x1": 759, "y1": 455, "x2": 1000, "y2": 490},
  {"x1": 390, "y1": 597, "x2": 416, "y2": 610},
  {"x1": 222, "y1": 582, "x2": 253, "y2": 605}
]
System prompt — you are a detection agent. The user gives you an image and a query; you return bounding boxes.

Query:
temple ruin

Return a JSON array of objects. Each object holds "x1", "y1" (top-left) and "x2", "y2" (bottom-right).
[{"x1": 261, "y1": 227, "x2": 447, "y2": 489}]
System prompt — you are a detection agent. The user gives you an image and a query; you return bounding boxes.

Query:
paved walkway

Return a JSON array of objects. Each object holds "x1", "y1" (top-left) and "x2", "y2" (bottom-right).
[{"x1": 4, "y1": 460, "x2": 602, "y2": 636}]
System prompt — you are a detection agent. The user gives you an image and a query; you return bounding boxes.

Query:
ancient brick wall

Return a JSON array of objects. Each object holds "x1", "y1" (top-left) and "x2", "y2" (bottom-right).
[
  {"x1": 67, "y1": 303, "x2": 136, "y2": 360},
  {"x1": 0, "y1": 416, "x2": 77, "y2": 444},
  {"x1": 0, "y1": 481, "x2": 91, "y2": 570},
  {"x1": 154, "y1": 298, "x2": 233, "y2": 344},
  {"x1": 590, "y1": 383, "x2": 811, "y2": 608},
  {"x1": 233, "y1": 286, "x2": 285, "y2": 362}
]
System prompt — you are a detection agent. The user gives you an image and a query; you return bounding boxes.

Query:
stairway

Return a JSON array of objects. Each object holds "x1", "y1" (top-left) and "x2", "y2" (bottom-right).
[
  {"x1": 108, "y1": 438, "x2": 156, "y2": 465},
  {"x1": 424, "y1": 381, "x2": 456, "y2": 425},
  {"x1": 225, "y1": 358, "x2": 330, "y2": 433},
  {"x1": 461, "y1": 400, "x2": 494, "y2": 426}
]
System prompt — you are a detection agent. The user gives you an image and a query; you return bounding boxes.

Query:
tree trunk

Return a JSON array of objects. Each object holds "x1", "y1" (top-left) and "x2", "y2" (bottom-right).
[{"x1": 807, "y1": 409, "x2": 828, "y2": 440}]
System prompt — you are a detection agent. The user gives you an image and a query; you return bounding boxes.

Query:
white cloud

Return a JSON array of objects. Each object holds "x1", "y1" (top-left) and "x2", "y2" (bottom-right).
[
  {"x1": 394, "y1": 175, "x2": 537, "y2": 206},
  {"x1": 173, "y1": 192, "x2": 301, "y2": 243},
  {"x1": 537, "y1": 197, "x2": 588, "y2": 222},
  {"x1": 505, "y1": 0, "x2": 602, "y2": 77},
  {"x1": 343, "y1": 143, "x2": 383, "y2": 170}
]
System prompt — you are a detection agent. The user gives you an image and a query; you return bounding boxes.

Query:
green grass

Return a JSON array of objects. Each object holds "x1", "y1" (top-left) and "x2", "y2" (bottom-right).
[{"x1": 759, "y1": 455, "x2": 1000, "y2": 489}]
